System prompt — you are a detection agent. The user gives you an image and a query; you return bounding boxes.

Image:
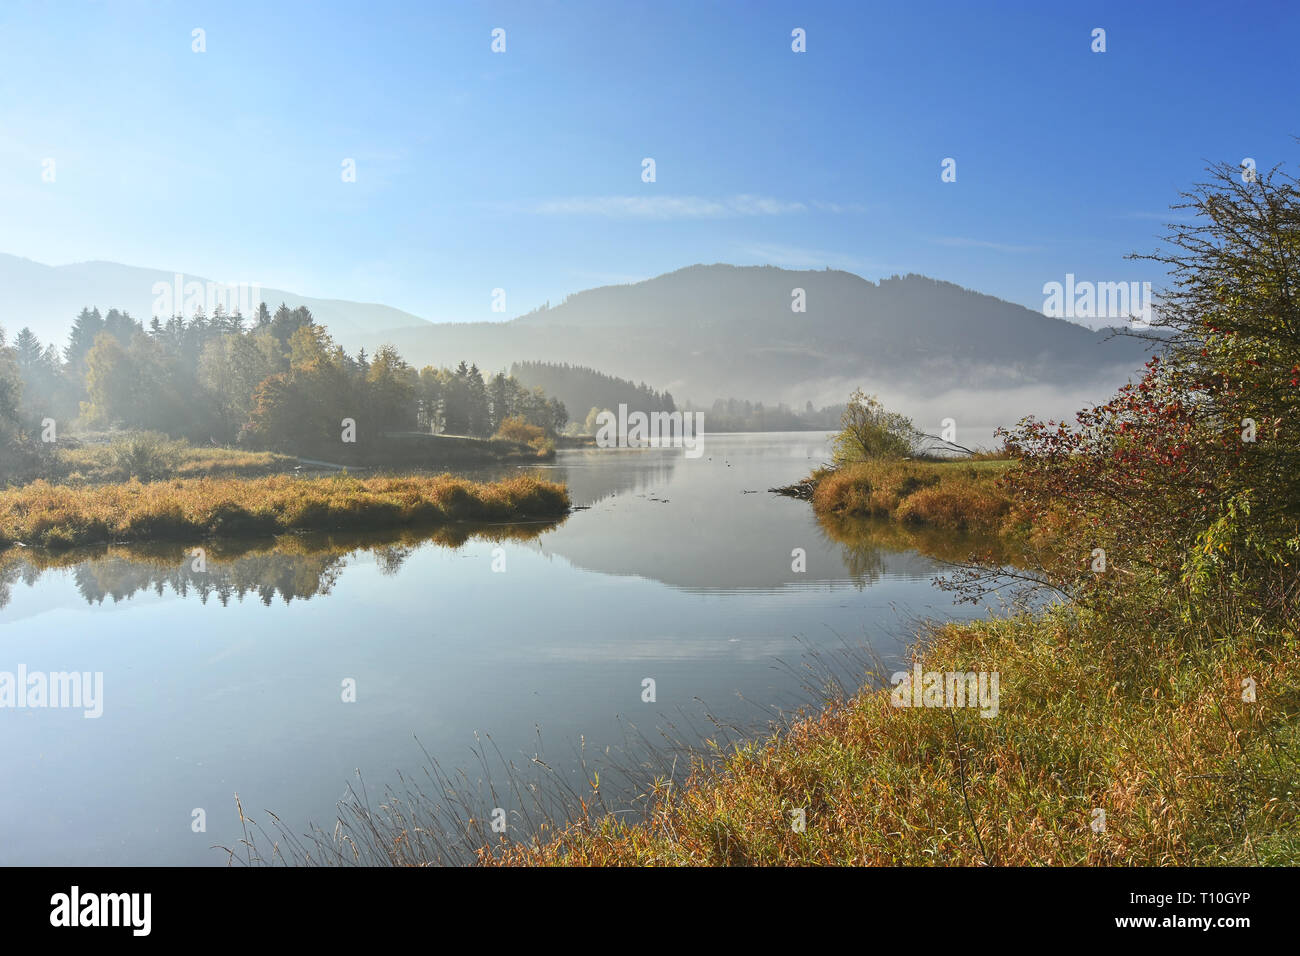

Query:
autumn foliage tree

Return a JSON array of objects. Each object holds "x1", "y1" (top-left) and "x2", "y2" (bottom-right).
[
  {"x1": 3, "y1": 297, "x2": 568, "y2": 465},
  {"x1": 1001, "y1": 156, "x2": 1300, "y2": 618},
  {"x1": 245, "y1": 325, "x2": 355, "y2": 454},
  {"x1": 831, "y1": 389, "x2": 920, "y2": 463}
]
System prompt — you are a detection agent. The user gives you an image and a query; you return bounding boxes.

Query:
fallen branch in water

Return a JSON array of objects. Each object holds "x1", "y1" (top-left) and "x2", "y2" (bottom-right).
[{"x1": 768, "y1": 475, "x2": 820, "y2": 500}]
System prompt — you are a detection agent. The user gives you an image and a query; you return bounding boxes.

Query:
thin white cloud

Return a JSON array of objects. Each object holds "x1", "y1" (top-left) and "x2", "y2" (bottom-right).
[
  {"x1": 811, "y1": 200, "x2": 869, "y2": 214},
  {"x1": 517, "y1": 194, "x2": 818, "y2": 220},
  {"x1": 932, "y1": 236, "x2": 1040, "y2": 253}
]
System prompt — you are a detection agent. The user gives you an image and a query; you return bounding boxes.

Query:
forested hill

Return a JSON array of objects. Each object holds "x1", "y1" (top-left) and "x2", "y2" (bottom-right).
[
  {"x1": 510, "y1": 361, "x2": 675, "y2": 423},
  {"x1": 382, "y1": 265, "x2": 1154, "y2": 406}
]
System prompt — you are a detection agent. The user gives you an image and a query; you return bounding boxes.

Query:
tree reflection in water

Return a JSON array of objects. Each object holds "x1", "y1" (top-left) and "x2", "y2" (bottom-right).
[
  {"x1": 0, "y1": 519, "x2": 564, "y2": 609},
  {"x1": 813, "y1": 512, "x2": 1024, "y2": 590}
]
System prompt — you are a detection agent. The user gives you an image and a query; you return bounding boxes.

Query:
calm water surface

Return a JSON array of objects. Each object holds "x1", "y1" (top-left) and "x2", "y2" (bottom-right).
[{"x1": 0, "y1": 432, "x2": 1000, "y2": 864}]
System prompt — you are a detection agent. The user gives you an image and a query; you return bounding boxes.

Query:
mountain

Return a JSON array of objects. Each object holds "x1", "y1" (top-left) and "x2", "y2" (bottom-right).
[
  {"x1": 0, "y1": 257, "x2": 1153, "y2": 414},
  {"x1": 0, "y1": 254, "x2": 430, "y2": 348},
  {"x1": 378, "y1": 265, "x2": 1155, "y2": 408}
]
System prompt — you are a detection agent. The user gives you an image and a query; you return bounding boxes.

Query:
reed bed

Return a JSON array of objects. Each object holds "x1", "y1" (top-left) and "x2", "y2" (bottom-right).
[
  {"x1": 55, "y1": 437, "x2": 296, "y2": 482},
  {"x1": 0, "y1": 473, "x2": 570, "y2": 550},
  {"x1": 808, "y1": 459, "x2": 1017, "y2": 535}
]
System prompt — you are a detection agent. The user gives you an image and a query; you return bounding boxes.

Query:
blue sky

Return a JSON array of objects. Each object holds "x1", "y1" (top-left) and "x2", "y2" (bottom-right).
[{"x1": 1, "y1": 0, "x2": 1296, "y2": 323}]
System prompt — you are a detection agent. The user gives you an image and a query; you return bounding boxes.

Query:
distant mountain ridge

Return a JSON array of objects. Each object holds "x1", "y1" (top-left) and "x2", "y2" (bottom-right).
[
  {"x1": 0, "y1": 253, "x2": 431, "y2": 349},
  {"x1": 380, "y1": 265, "x2": 1155, "y2": 406},
  {"x1": 0, "y1": 256, "x2": 1152, "y2": 409}
]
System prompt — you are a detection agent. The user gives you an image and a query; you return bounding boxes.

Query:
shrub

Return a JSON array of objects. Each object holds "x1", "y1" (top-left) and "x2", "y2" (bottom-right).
[
  {"x1": 494, "y1": 415, "x2": 554, "y2": 456},
  {"x1": 109, "y1": 431, "x2": 185, "y2": 482},
  {"x1": 831, "y1": 390, "x2": 919, "y2": 464}
]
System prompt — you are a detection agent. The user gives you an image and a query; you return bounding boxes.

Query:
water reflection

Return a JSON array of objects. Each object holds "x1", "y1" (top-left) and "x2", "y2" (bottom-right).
[
  {"x1": 814, "y1": 512, "x2": 1021, "y2": 589},
  {"x1": 0, "y1": 521, "x2": 564, "y2": 609},
  {"x1": 0, "y1": 434, "x2": 1013, "y2": 865},
  {"x1": 0, "y1": 437, "x2": 1018, "y2": 609}
]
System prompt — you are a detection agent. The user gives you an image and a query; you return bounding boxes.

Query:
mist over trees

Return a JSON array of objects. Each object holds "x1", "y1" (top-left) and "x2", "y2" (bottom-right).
[
  {"x1": 370, "y1": 265, "x2": 1157, "y2": 410},
  {"x1": 0, "y1": 315, "x2": 850, "y2": 482},
  {"x1": 0, "y1": 303, "x2": 568, "y2": 476},
  {"x1": 0, "y1": 329, "x2": 23, "y2": 451},
  {"x1": 684, "y1": 397, "x2": 843, "y2": 432},
  {"x1": 510, "y1": 361, "x2": 674, "y2": 423},
  {"x1": 507, "y1": 360, "x2": 845, "y2": 434}
]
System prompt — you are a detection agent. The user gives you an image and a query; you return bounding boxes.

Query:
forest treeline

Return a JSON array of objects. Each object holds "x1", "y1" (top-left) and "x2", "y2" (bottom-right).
[
  {"x1": 0, "y1": 303, "x2": 568, "y2": 477},
  {"x1": 682, "y1": 397, "x2": 843, "y2": 432},
  {"x1": 509, "y1": 360, "x2": 844, "y2": 433},
  {"x1": 1, "y1": 305, "x2": 849, "y2": 484},
  {"x1": 510, "y1": 361, "x2": 676, "y2": 425}
]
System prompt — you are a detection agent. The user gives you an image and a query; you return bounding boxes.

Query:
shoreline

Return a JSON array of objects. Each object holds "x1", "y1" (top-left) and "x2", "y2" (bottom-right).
[
  {"x1": 464, "y1": 458, "x2": 1297, "y2": 866},
  {"x1": 480, "y1": 594, "x2": 1294, "y2": 866}
]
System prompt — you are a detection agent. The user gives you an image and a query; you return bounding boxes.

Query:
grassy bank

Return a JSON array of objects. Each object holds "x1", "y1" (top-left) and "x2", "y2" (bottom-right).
[
  {"x1": 13, "y1": 431, "x2": 552, "y2": 488},
  {"x1": 57, "y1": 438, "x2": 296, "y2": 482},
  {"x1": 357, "y1": 431, "x2": 555, "y2": 467},
  {"x1": 797, "y1": 459, "x2": 1018, "y2": 535},
  {"x1": 0, "y1": 473, "x2": 569, "y2": 550},
  {"x1": 487, "y1": 593, "x2": 1298, "y2": 865}
]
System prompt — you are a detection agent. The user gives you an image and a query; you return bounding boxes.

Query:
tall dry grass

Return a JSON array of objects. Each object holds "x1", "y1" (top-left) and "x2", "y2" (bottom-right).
[
  {"x1": 811, "y1": 459, "x2": 1016, "y2": 535},
  {"x1": 484, "y1": 586, "x2": 1300, "y2": 866},
  {"x1": 0, "y1": 473, "x2": 569, "y2": 550},
  {"x1": 55, "y1": 437, "x2": 296, "y2": 483}
]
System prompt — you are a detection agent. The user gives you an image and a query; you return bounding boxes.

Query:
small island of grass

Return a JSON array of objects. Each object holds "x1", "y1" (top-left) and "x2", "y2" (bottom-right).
[{"x1": 0, "y1": 472, "x2": 569, "y2": 551}]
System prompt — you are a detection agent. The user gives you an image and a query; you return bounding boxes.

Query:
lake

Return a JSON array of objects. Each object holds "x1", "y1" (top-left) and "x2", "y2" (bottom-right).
[{"x1": 0, "y1": 432, "x2": 1002, "y2": 865}]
